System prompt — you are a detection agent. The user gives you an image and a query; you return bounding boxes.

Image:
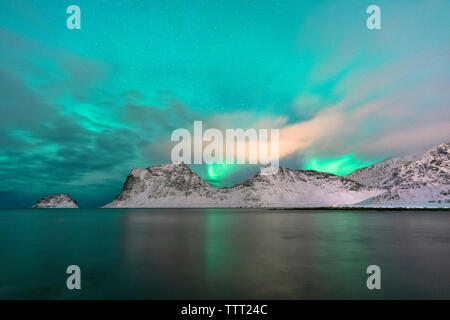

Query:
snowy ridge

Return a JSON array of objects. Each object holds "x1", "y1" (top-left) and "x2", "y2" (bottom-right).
[
  {"x1": 31, "y1": 193, "x2": 79, "y2": 208},
  {"x1": 103, "y1": 163, "x2": 384, "y2": 208},
  {"x1": 347, "y1": 143, "x2": 450, "y2": 207},
  {"x1": 104, "y1": 143, "x2": 450, "y2": 208}
]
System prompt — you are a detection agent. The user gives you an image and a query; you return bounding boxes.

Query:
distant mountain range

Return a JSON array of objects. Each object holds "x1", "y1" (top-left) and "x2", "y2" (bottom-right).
[{"x1": 32, "y1": 143, "x2": 450, "y2": 208}]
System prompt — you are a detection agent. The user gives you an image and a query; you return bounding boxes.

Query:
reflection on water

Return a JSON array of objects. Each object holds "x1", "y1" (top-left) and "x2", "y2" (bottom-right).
[
  {"x1": 204, "y1": 210, "x2": 234, "y2": 291},
  {"x1": 0, "y1": 209, "x2": 449, "y2": 299},
  {"x1": 312, "y1": 213, "x2": 369, "y2": 298}
]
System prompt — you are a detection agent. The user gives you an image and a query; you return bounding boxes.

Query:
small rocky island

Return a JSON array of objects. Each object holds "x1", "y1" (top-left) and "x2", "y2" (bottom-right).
[{"x1": 31, "y1": 193, "x2": 79, "y2": 208}]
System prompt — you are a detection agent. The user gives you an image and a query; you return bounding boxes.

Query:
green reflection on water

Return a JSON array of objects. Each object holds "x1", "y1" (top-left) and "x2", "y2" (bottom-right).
[{"x1": 204, "y1": 210, "x2": 235, "y2": 285}]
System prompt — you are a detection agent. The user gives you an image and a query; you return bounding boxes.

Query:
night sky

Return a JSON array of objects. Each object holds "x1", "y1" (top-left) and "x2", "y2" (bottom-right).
[{"x1": 0, "y1": 0, "x2": 449, "y2": 207}]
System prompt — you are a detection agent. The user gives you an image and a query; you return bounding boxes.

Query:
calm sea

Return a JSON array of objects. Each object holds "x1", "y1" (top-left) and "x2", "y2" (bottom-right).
[{"x1": 0, "y1": 209, "x2": 449, "y2": 299}]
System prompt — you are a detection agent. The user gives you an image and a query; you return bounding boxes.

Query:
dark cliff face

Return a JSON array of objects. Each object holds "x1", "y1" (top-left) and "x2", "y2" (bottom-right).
[
  {"x1": 116, "y1": 175, "x2": 146, "y2": 201},
  {"x1": 31, "y1": 193, "x2": 79, "y2": 208}
]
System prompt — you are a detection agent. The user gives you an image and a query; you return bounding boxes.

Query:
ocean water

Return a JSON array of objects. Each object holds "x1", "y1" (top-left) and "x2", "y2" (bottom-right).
[{"x1": 0, "y1": 209, "x2": 449, "y2": 299}]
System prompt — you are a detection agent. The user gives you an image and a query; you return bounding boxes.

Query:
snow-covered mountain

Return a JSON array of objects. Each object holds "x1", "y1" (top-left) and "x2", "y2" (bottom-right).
[
  {"x1": 103, "y1": 143, "x2": 449, "y2": 208},
  {"x1": 31, "y1": 193, "x2": 79, "y2": 208},
  {"x1": 103, "y1": 163, "x2": 384, "y2": 208},
  {"x1": 347, "y1": 143, "x2": 450, "y2": 207}
]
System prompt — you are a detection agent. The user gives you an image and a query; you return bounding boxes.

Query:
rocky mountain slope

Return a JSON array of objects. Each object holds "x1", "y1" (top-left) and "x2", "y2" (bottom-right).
[
  {"x1": 103, "y1": 163, "x2": 384, "y2": 208},
  {"x1": 31, "y1": 193, "x2": 79, "y2": 208},
  {"x1": 347, "y1": 143, "x2": 450, "y2": 206}
]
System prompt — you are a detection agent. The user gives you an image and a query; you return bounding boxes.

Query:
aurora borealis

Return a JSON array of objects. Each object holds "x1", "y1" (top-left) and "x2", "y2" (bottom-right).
[{"x1": 0, "y1": 0, "x2": 449, "y2": 207}]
